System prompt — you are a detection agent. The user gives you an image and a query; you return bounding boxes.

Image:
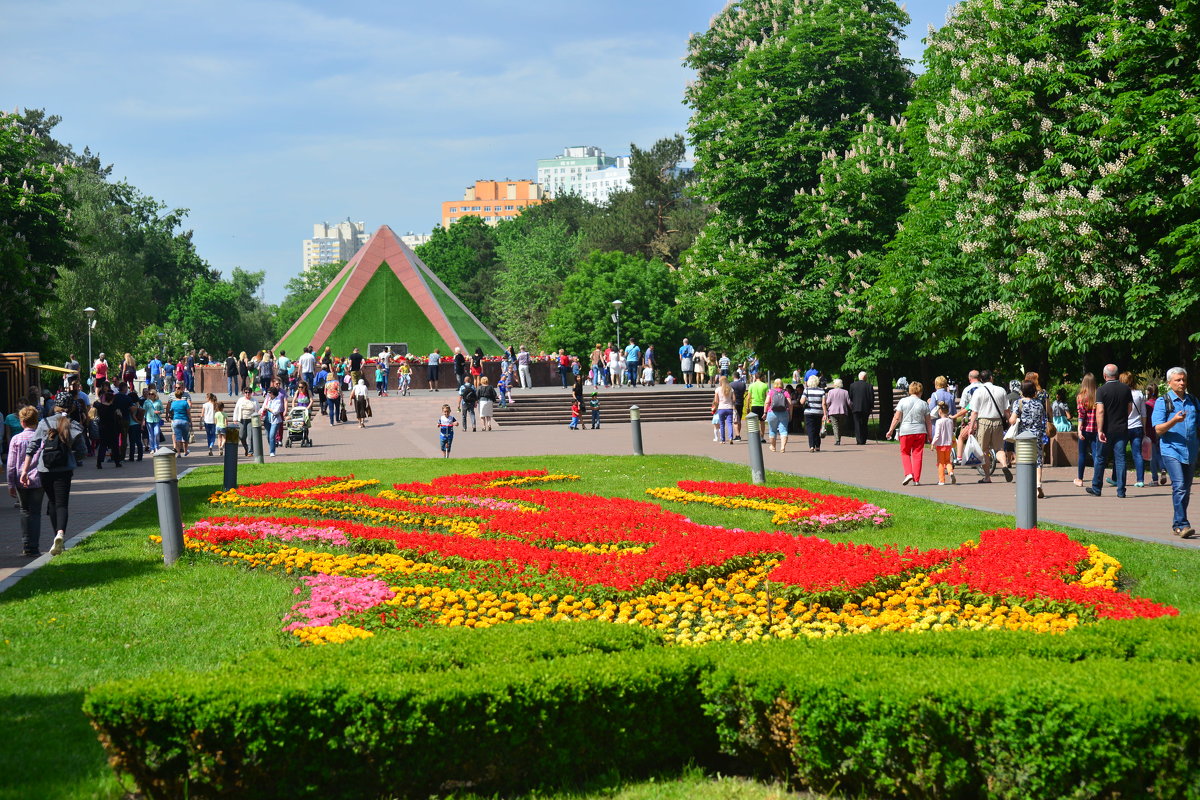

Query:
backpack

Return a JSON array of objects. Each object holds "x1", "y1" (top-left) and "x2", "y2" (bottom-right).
[
  {"x1": 461, "y1": 385, "x2": 478, "y2": 406},
  {"x1": 40, "y1": 425, "x2": 73, "y2": 471},
  {"x1": 770, "y1": 389, "x2": 789, "y2": 413}
]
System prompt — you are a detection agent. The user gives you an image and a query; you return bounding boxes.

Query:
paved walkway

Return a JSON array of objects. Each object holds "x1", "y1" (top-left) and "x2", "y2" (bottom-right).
[{"x1": 4, "y1": 384, "x2": 1194, "y2": 584}]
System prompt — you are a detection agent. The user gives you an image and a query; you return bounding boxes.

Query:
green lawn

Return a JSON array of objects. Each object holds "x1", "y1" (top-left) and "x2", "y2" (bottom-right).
[{"x1": 1, "y1": 454, "x2": 1197, "y2": 799}]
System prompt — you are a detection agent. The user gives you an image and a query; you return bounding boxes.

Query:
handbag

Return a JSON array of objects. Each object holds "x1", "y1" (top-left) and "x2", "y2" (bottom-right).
[
  {"x1": 1003, "y1": 421, "x2": 1020, "y2": 442},
  {"x1": 366, "y1": 399, "x2": 373, "y2": 419},
  {"x1": 339, "y1": 404, "x2": 348, "y2": 423}
]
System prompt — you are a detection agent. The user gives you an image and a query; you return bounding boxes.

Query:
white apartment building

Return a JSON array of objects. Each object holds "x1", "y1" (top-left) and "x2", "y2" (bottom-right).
[
  {"x1": 536, "y1": 145, "x2": 619, "y2": 199},
  {"x1": 302, "y1": 220, "x2": 370, "y2": 268},
  {"x1": 579, "y1": 156, "x2": 632, "y2": 206},
  {"x1": 400, "y1": 232, "x2": 432, "y2": 249}
]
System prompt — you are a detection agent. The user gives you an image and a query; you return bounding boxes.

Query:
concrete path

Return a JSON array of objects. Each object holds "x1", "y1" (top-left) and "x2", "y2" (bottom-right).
[{"x1": 4, "y1": 383, "x2": 1194, "y2": 584}]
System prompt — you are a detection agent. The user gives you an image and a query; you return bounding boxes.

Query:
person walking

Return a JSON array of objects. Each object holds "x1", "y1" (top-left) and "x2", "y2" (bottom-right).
[
  {"x1": 470, "y1": 347, "x2": 484, "y2": 382},
  {"x1": 437, "y1": 404, "x2": 457, "y2": 457},
  {"x1": 679, "y1": 338, "x2": 695, "y2": 387},
  {"x1": 143, "y1": 388, "x2": 164, "y2": 453},
  {"x1": 146, "y1": 354, "x2": 162, "y2": 391},
  {"x1": 825, "y1": 378, "x2": 851, "y2": 445},
  {"x1": 1111, "y1": 372, "x2": 1148, "y2": 488},
  {"x1": 224, "y1": 350, "x2": 239, "y2": 397},
  {"x1": 1087, "y1": 364, "x2": 1134, "y2": 498},
  {"x1": 848, "y1": 372, "x2": 875, "y2": 445},
  {"x1": 428, "y1": 349, "x2": 442, "y2": 391},
  {"x1": 1152, "y1": 367, "x2": 1198, "y2": 538},
  {"x1": 458, "y1": 376, "x2": 478, "y2": 432},
  {"x1": 453, "y1": 347, "x2": 467, "y2": 387},
  {"x1": 353, "y1": 379, "x2": 370, "y2": 428},
  {"x1": 477, "y1": 377, "x2": 498, "y2": 431},
  {"x1": 747, "y1": 372, "x2": 769, "y2": 441},
  {"x1": 730, "y1": 370, "x2": 748, "y2": 441},
  {"x1": 120, "y1": 353, "x2": 137, "y2": 390},
  {"x1": 233, "y1": 386, "x2": 258, "y2": 457},
  {"x1": 712, "y1": 376, "x2": 737, "y2": 445},
  {"x1": 517, "y1": 345, "x2": 532, "y2": 389},
  {"x1": 323, "y1": 374, "x2": 342, "y2": 425},
  {"x1": 7, "y1": 406, "x2": 45, "y2": 556},
  {"x1": 930, "y1": 401, "x2": 957, "y2": 485},
  {"x1": 1144, "y1": 382, "x2": 1165, "y2": 486},
  {"x1": 168, "y1": 387, "x2": 192, "y2": 457},
  {"x1": 262, "y1": 386, "x2": 286, "y2": 456},
  {"x1": 608, "y1": 346, "x2": 623, "y2": 388},
  {"x1": 298, "y1": 347, "x2": 317, "y2": 395},
  {"x1": 801, "y1": 376, "x2": 828, "y2": 452},
  {"x1": 1008, "y1": 379, "x2": 1053, "y2": 498},
  {"x1": 24, "y1": 392, "x2": 88, "y2": 556},
  {"x1": 258, "y1": 352, "x2": 276, "y2": 396},
  {"x1": 202, "y1": 393, "x2": 219, "y2": 456},
  {"x1": 624, "y1": 339, "x2": 641, "y2": 386},
  {"x1": 886, "y1": 381, "x2": 932, "y2": 486},
  {"x1": 763, "y1": 378, "x2": 790, "y2": 451},
  {"x1": 1074, "y1": 373, "x2": 1098, "y2": 487},
  {"x1": 93, "y1": 388, "x2": 122, "y2": 468},
  {"x1": 969, "y1": 370, "x2": 1012, "y2": 483}
]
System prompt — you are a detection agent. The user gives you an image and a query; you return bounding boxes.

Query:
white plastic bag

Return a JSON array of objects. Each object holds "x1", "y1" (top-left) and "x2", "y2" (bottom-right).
[{"x1": 962, "y1": 435, "x2": 984, "y2": 466}]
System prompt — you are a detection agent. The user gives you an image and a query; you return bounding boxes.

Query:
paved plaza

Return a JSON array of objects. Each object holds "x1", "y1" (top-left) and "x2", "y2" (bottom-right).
[{"x1": 3, "y1": 384, "x2": 1195, "y2": 586}]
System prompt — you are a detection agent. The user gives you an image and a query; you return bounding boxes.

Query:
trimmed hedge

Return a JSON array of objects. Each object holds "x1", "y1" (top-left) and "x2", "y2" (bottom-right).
[
  {"x1": 83, "y1": 623, "x2": 715, "y2": 799},
  {"x1": 85, "y1": 619, "x2": 1200, "y2": 800}
]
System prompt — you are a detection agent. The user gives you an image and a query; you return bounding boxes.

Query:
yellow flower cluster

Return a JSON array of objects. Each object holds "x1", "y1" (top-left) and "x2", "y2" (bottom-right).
[
  {"x1": 550, "y1": 543, "x2": 647, "y2": 555},
  {"x1": 379, "y1": 562, "x2": 1078, "y2": 643},
  {"x1": 157, "y1": 535, "x2": 455, "y2": 579},
  {"x1": 209, "y1": 492, "x2": 485, "y2": 536},
  {"x1": 645, "y1": 486, "x2": 799, "y2": 525},
  {"x1": 486, "y1": 473, "x2": 580, "y2": 487},
  {"x1": 291, "y1": 624, "x2": 374, "y2": 645},
  {"x1": 1078, "y1": 545, "x2": 1121, "y2": 590},
  {"x1": 291, "y1": 478, "x2": 380, "y2": 496}
]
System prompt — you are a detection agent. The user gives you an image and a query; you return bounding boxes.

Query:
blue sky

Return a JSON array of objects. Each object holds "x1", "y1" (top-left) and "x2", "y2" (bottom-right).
[{"x1": 2, "y1": 0, "x2": 955, "y2": 303}]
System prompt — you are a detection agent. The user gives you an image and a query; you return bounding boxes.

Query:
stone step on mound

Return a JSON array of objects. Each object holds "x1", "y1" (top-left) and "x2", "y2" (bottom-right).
[{"x1": 495, "y1": 388, "x2": 718, "y2": 427}]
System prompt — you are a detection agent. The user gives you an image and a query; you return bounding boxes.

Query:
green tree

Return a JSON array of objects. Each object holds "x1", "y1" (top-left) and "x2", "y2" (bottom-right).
[
  {"x1": 0, "y1": 110, "x2": 75, "y2": 351},
  {"x1": 491, "y1": 219, "x2": 581, "y2": 347},
  {"x1": 544, "y1": 251, "x2": 686, "y2": 357},
  {"x1": 168, "y1": 269, "x2": 273, "y2": 357},
  {"x1": 414, "y1": 217, "x2": 500, "y2": 326},
  {"x1": 274, "y1": 261, "x2": 345, "y2": 340},
  {"x1": 584, "y1": 135, "x2": 707, "y2": 267},
  {"x1": 678, "y1": 0, "x2": 912, "y2": 369}
]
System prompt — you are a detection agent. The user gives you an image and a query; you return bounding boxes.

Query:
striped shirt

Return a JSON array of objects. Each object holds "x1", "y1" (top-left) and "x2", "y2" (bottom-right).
[{"x1": 803, "y1": 387, "x2": 825, "y2": 415}]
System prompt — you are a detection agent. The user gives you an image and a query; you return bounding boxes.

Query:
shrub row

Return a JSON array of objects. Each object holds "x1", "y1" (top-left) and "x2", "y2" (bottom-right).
[{"x1": 85, "y1": 618, "x2": 1200, "y2": 800}]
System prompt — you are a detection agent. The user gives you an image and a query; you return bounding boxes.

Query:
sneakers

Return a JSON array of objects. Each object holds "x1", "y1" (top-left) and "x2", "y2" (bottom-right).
[
  {"x1": 1105, "y1": 477, "x2": 1117, "y2": 487},
  {"x1": 937, "y1": 481, "x2": 945, "y2": 486},
  {"x1": 49, "y1": 532, "x2": 65, "y2": 556},
  {"x1": 902, "y1": 474, "x2": 914, "y2": 486},
  {"x1": 1085, "y1": 487, "x2": 1100, "y2": 497},
  {"x1": 1135, "y1": 482, "x2": 1144, "y2": 488},
  {"x1": 950, "y1": 473, "x2": 957, "y2": 485}
]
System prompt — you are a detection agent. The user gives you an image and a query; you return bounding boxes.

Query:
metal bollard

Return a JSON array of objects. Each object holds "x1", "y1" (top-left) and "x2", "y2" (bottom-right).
[
  {"x1": 629, "y1": 405, "x2": 644, "y2": 456},
  {"x1": 746, "y1": 414, "x2": 766, "y2": 485},
  {"x1": 223, "y1": 426, "x2": 239, "y2": 490},
  {"x1": 153, "y1": 448, "x2": 185, "y2": 565},
  {"x1": 251, "y1": 414, "x2": 265, "y2": 464},
  {"x1": 1014, "y1": 430, "x2": 1039, "y2": 529}
]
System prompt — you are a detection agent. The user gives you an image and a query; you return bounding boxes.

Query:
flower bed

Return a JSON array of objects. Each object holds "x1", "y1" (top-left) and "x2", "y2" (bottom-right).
[{"x1": 169, "y1": 471, "x2": 1175, "y2": 644}]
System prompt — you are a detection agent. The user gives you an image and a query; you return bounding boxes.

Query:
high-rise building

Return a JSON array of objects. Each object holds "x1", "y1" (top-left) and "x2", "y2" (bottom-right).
[
  {"x1": 579, "y1": 155, "x2": 632, "y2": 206},
  {"x1": 302, "y1": 220, "x2": 369, "y2": 268},
  {"x1": 536, "y1": 146, "x2": 618, "y2": 199},
  {"x1": 400, "y1": 232, "x2": 432, "y2": 249},
  {"x1": 441, "y1": 180, "x2": 545, "y2": 228}
]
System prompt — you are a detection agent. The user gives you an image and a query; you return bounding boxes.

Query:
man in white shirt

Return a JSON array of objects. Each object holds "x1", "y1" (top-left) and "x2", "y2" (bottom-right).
[
  {"x1": 297, "y1": 347, "x2": 317, "y2": 392},
  {"x1": 517, "y1": 346, "x2": 532, "y2": 389},
  {"x1": 968, "y1": 370, "x2": 1013, "y2": 483},
  {"x1": 233, "y1": 387, "x2": 259, "y2": 457}
]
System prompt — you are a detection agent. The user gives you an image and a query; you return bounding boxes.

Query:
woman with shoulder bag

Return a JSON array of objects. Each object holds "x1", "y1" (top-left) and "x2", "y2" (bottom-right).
[
  {"x1": 324, "y1": 377, "x2": 341, "y2": 426},
  {"x1": 24, "y1": 392, "x2": 88, "y2": 556},
  {"x1": 1008, "y1": 380, "x2": 1053, "y2": 498}
]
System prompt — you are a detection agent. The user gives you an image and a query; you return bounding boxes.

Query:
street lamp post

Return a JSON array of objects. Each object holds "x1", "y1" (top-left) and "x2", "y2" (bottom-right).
[
  {"x1": 84, "y1": 307, "x2": 96, "y2": 393},
  {"x1": 611, "y1": 300, "x2": 622, "y2": 350}
]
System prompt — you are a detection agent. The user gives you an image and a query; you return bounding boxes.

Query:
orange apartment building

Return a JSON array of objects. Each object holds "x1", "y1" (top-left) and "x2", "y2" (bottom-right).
[{"x1": 440, "y1": 179, "x2": 545, "y2": 228}]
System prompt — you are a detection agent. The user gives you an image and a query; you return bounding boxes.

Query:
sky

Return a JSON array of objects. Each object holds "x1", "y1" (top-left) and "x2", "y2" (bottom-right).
[{"x1": 2, "y1": 0, "x2": 956, "y2": 303}]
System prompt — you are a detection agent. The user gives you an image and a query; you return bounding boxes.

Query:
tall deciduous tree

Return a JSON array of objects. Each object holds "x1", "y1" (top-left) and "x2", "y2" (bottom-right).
[
  {"x1": 414, "y1": 217, "x2": 501, "y2": 327},
  {"x1": 679, "y1": 0, "x2": 912, "y2": 368},
  {"x1": 491, "y1": 219, "x2": 581, "y2": 348},
  {"x1": 543, "y1": 251, "x2": 687, "y2": 357}
]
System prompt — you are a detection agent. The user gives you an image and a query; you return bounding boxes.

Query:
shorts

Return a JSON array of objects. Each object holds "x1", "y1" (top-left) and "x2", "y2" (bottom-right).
[
  {"x1": 975, "y1": 418, "x2": 1003, "y2": 455},
  {"x1": 172, "y1": 420, "x2": 190, "y2": 440}
]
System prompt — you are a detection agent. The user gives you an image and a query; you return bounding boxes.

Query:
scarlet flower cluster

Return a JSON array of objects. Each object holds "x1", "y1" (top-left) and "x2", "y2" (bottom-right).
[{"x1": 185, "y1": 471, "x2": 1176, "y2": 645}]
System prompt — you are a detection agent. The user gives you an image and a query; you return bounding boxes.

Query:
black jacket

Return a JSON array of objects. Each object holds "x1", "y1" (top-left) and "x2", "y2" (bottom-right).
[{"x1": 848, "y1": 379, "x2": 875, "y2": 413}]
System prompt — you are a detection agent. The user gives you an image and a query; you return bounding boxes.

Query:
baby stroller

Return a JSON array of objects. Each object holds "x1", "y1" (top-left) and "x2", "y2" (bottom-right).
[{"x1": 284, "y1": 406, "x2": 312, "y2": 448}]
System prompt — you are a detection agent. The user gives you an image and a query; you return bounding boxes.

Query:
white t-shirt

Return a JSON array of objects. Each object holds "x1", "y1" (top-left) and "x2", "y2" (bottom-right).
[
  {"x1": 298, "y1": 352, "x2": 316, "y2": 374},
  {"x1": 897, "y1": 395, "x2": 931, "y2": 435},
  {"x1": 972, "y1": 383, "x2": 1009, "y2": 420},
  {"x1": 202, "y1": 401, "x2": 216, "y2": 425},
  {"x1": 1128, "y1": 389, "x2": 1146, "y2": 429}
]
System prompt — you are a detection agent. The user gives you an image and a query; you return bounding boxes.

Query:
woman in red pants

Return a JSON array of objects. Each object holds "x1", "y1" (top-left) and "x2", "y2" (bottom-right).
[{"x1": 886, "y1": 381, "x2": 933, "y2": 486}]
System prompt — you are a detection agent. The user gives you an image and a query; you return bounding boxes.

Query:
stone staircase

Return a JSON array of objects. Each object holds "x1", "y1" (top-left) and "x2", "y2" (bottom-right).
[{"x1": 493, "y1": 387, "x2": 718, "y2": 427}]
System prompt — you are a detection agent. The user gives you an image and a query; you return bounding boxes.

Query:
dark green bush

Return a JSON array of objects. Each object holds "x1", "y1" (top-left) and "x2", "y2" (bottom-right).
[
  {"x1": 84, "y1": 623, "x2": 716, "y2": 799},
  {"x1": 84, "y1": 619, "x2": 1200, "y2": 800}
]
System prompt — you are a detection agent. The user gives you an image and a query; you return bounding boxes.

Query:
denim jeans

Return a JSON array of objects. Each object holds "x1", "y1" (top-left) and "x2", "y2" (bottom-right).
[
  {"x1": 267, "y1": 416, "x2": 281, "y2": 454},
  {"x1": 147, "y1": 421, "x2": 162, "y2": 452},
  {"x1": 716, "y1": 408, "x2": 734, "y2": 441},
  {"x1": 461, "y1": 405, "x2": 476, "y2": 431},
  {"x1": 227, "y1": 376, "x2": 237, "y2": 396},
  {"x1": 205, "y1": 422, "x2": 217, "y2": 449},
  {"x1": 1126, "y1": 428, "x2": 1145, "y2": 484},
  {"x1": 1092, "y1": 437, "x2": 1127, "y2": 495},
  {"x1": 127, "y1": 425, "x2": 143, "y2": 461},
  {"x1": 1077, "y1": 430, "x2": 1097, "y2": 481},
  {"x1": 15, "y1": 485, "x2": 44, "y2": 553},
  {"x1": 1162, "y1": 456, "x2": 1195, "y2": 530},
  {"x1": 766, "y1": 410, "x2": 788, "y2": 441},
  {"x1": 626, "y1": 363, "x2": 638, "y2": 385}
]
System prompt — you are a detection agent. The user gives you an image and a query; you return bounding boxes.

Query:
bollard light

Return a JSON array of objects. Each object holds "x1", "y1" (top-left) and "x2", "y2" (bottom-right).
[
  {"x1": 251, "y1": 413, "x2": 265, "y2": 465},
  {"x1": 745, "y1": 415, "x2": 766, "y2": 485},
  {"x1": 223, "y1": 425, "x2": 239, "y2": 490},
  {"x1": 629, "y1": 405, "x2": 644, "y2": 456},
  {"x1": 153, "y1": 448, "x2": 185, "y2": 565},
  {"x1": 1013, "y1": 430, "x2": 1040, "y2": 529}
]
